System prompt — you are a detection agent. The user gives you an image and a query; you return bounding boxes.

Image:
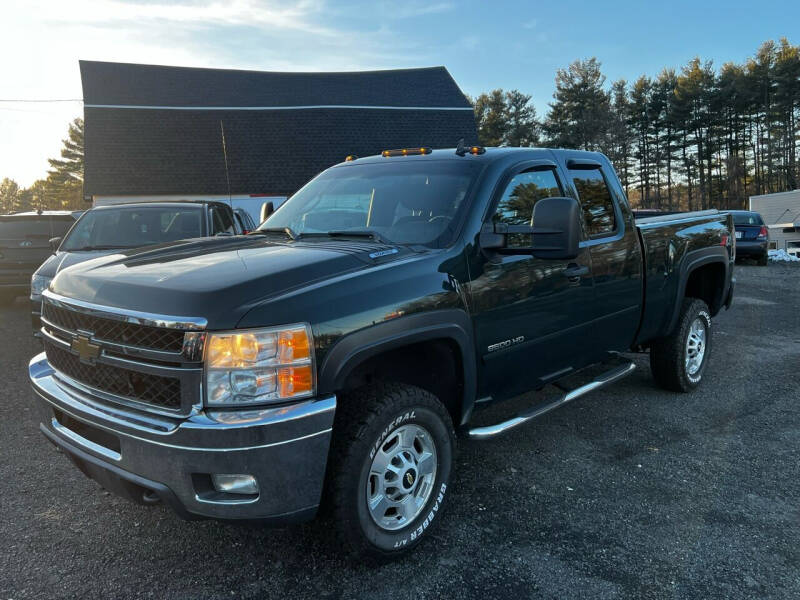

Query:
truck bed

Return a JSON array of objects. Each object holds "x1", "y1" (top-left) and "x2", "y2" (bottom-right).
[{"x1": 634, "y1": 209, "x2": 734, "y2": 346}]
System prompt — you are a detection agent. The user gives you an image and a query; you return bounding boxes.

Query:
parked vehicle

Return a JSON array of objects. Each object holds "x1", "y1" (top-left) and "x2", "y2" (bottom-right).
[
  {"x1": 0, "y1": 211, "x2": 81, "y2": 304},
  {"x1": 30, "y1": 201, "x2": 242, "y2": 331},
  {"x1": 29, "y1": 146, "x2": 734, "y2": 560},
  {"x1": 727, "y1": 210, "x2": 769, "y2": 265},
  {"x1": 234, "y1": 208, "x2": 257, "y2": 234}
]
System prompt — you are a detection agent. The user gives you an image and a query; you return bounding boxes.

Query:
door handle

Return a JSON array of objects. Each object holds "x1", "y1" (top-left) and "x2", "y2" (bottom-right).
[{"x1": 563, "y1": 264, "x2": 589, "y2": 279}]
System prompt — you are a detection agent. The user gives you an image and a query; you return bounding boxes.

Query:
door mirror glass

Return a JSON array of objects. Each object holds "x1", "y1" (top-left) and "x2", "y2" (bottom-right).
[
  {"x1": 480, "y1": 197, "x2": 581, "y2": 260},
  {"x1": 260, "y1": 201, "x2": 275, "y2": 223}
]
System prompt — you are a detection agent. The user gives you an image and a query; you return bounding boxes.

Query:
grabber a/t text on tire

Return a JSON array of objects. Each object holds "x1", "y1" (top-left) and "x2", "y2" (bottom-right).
[
  {"x1": 327, "y1": 382, "x2": 455, "y2": 560},
  {"x1": 650, "y1": 297, "x2": 712, "y2": 392}
]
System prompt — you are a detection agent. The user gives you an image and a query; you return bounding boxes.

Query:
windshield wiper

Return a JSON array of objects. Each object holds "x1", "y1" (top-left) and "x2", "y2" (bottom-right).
[
  {"x1": 250, "y1": 226, "x2": 298, "y2": 240},
  {"x1": 68, "y1": 245, "x2": 133, "y2": 251},
  {"x1": 321, "y1": 230, "x2": 392, "y2": 244}
]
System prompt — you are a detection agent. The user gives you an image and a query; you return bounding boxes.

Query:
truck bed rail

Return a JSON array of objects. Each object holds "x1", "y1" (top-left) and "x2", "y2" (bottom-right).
[{"x1": 635, "y1": 209, "x2": 720, "y2": 227}]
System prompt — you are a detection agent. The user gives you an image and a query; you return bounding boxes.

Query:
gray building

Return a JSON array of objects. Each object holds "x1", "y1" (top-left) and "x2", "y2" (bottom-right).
[
  {"x1": 749, "y1": 189, "x2": 800, "y2": 257},
  {"x1": 79, "y1": 60, "x2": 478, "y2": 220}
]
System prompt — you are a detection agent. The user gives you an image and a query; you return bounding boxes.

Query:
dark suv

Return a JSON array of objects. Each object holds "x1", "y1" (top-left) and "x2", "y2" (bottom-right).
[{"x1": 0, "y1": 211, "x2": 80, "y2": 303}]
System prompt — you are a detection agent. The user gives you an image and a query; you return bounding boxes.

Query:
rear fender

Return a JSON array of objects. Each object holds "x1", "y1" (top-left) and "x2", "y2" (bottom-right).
[{"x1": 663, "y1": 246, "x2": 730, "y2": 336}]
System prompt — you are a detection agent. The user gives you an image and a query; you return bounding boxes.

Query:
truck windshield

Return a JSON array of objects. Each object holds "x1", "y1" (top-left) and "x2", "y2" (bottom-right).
[
  {"x1": 260, "y1": 160, "x2": 481, "y2": 248},
  {"x1": 61, "y1": 206, "x2": 204, "y2": 251}
]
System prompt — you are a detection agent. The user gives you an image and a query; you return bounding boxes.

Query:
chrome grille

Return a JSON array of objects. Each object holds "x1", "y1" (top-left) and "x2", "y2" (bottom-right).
[
  {"x1": 44, "y1": 340, "x2": 182, "y2": 409},
  {"x1": 42, "y1": 302, "x2": 185, "y2": 352},
  {"x1": 40, "y1": 294, "x2": 204, "y2": 415}
]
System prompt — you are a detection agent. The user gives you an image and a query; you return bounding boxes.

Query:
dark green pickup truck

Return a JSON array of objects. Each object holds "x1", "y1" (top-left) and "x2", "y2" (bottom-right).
[{"x1": 29, "y1": 146, "x2": 734, "y2": 560}]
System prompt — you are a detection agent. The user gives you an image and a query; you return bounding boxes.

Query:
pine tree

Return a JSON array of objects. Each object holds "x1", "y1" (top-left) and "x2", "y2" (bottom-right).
[
  {"x1": 47, "y1": 118, "x2": 84, "y2": 184},
  {"x1": 629, "y1": 76, "x2": 652, "y2": 207},
  {"x1": 606, "y1": 79, "x2": 635, "y2": 197},
  {"x1": 0, "y1": 178, "x2": 20, "y2": 214},
  {"x1": 473, "y1": 90, "x2": 508, "y2": 147},
  {"x1": 504, "y1": 90, "x2": 539, "y2": 147},
  {"x1": 655, "y1": 69, "x2": 679, "y2": 209},
  {"x1": 44, "y1": 118, "x2": 84, "y2": 209},
  {"x1": 544, "y1": 58, "x2": 611, "y2": 151}
]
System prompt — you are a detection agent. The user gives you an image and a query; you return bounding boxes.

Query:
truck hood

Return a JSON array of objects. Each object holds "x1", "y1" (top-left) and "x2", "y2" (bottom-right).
[
  {"x1": 50, "y1": 236, "x2": 408, "y2": 329},
  {"x1": 36, "y1": 249, "x2": 121, "y2": 279}
]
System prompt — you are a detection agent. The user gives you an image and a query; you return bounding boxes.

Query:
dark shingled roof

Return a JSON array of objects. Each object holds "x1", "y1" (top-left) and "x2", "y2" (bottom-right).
[{"x1": 80, "y1": 61, "x2": 478, "y2": 197}]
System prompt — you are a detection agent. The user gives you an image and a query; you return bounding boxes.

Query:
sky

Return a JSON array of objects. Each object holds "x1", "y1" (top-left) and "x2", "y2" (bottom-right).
[{"x1": 1, "y1": 0, "x2": 798, "y2": 186}]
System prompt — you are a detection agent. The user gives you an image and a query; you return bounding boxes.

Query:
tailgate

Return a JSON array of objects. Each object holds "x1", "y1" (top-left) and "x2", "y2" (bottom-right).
[{"x1": 0, "y1": 238, "x2": 51, "y2": 270}]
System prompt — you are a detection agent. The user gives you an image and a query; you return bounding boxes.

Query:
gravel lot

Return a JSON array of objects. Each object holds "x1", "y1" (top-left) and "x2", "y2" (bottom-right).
[{"x1": 2, "y1": 263, "x2": 799, "y2": 599}]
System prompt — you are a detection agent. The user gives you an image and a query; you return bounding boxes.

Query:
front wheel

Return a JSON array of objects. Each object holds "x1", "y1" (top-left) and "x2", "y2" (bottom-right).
[
  {"x1": 650, "y1": 298, "x2": 712, "y2": 392},
  {"x1": 327, "y1": 383, "x2": 455, "y2": 561}
]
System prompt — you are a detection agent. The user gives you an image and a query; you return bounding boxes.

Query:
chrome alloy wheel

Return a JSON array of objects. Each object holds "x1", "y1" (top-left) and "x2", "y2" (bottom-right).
[
  {"x1": 685, "y1": 317, "x2": 707, "y2": 376},
  {"x1": 366, "y1": 424, "x2": 438, "y2": 531}
]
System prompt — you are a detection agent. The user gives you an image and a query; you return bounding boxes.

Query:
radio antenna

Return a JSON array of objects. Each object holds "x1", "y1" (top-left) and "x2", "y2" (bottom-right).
[{"x1": 220, "y1": 120, "x2": 233, "y2": 213}]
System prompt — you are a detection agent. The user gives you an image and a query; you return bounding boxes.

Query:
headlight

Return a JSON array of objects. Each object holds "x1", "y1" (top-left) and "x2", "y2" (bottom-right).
[
  {"x1": 204, "y1": 324, "x2": 315, "y2": 406},
  {"x1": 31, "y1": 274, "x2": 52, "y2": 297}
]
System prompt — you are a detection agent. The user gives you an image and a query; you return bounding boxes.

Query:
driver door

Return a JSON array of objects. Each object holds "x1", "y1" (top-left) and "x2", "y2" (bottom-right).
[{"x1": 467, "y1": 162, "x2": 595, "y2": 401}]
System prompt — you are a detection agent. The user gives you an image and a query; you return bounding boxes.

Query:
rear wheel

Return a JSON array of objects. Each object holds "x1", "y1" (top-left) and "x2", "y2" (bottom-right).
[
  {"x1": 327, "y1": 382, "x2": 455, "y2": 561},
  {"x1": 650, "y1": 298, "x2": 712, "y2": 392},
  {"x1": 758, "y1": 253, "x2": 768, "y2": 266}
]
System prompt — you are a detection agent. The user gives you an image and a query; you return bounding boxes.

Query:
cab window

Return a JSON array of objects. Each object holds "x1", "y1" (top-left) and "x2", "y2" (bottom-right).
[
  {"x1": 492, "y1": 168, "x2": 562, "y2": 247},
  {"x1": 569, "y1": 169, "x2": 616, "y2": 237},
  {"x1": 210, "y1": 207, "x2": 236, "y2": 235}
]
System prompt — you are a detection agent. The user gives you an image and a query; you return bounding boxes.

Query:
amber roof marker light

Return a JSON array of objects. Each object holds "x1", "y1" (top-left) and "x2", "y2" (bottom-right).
[
  {"x1": 381, "y1": 147, "x2": 432, "y2": 158},
  {"x1": 455, "y1": 138, "x2": 485, "y2": 156},
  {"x1": 345, "y1": 155, "x2": 358, "y2": 161}
]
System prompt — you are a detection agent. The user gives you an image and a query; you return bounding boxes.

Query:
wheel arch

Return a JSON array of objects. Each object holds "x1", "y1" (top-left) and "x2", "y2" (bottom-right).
[
  {"x1": 663, "y1": 247, "x2": 730, "y2": 336},
  {"x1": 318, "y1": 310, "x2": 477, "y2": 427}
]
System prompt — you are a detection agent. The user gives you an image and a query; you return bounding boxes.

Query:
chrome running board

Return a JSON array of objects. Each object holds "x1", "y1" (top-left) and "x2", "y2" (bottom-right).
[{"x1": 468, "y1": 361, "x2": 636, "y2": 440}]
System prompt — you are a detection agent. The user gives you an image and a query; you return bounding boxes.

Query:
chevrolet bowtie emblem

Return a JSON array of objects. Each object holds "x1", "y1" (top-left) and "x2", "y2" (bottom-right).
[{"x1": 71, "y1": 334, "x2": 100, "y2": 364}]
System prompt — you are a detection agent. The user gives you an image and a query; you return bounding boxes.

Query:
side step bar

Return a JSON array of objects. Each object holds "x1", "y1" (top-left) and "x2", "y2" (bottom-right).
[{"x1": 468, "y1": 360, "x2": 636, "y2": 440}]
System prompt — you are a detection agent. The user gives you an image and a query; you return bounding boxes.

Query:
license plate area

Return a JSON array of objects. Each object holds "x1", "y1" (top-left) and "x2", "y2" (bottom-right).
[
  {"x1": 52, "y1": 407, "x2": 122, "y2": 455},
  {"x1": 735, "y1": 231, "x2": 743, "y2": 239}
]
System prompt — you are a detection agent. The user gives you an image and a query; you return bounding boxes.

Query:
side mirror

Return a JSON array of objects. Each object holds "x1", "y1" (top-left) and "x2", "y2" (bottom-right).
[
  {"x1": 49, "y1": 237, "x2": 62, "y2": 253},
  {"x1": 260, "y1": 201, "x2": 275, "y2": 223},
  {"x1": 479, "y1": 197, "x2": 581, "y2": 260}
]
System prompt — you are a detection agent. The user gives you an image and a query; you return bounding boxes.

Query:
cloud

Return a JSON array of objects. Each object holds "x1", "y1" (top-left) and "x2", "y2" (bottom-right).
[
  {"x1": 386, "y1": 2, "x2": 455, "y2": 19},
  {"x1": 0, "y1": 0, "x2": 435, "y2": 185},
  {"x1": 42, "y1": 0, "x2": 339, "y2": 37}
]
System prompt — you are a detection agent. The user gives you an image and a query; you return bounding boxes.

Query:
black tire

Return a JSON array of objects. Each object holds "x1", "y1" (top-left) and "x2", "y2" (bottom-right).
[
  {"x1": 327, "y1": 382, "x2": 455, "y2": 561},
  {"x1": 650, "y1": 298, "x2": 712, "y2": 393},
  {"x1": 758, "y1": 253, "x2": 768, "y2": 266}
]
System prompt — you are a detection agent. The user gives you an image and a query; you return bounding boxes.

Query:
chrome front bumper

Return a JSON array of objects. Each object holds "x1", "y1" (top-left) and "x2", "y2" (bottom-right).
[{"x1": 29, "y1": 352, "x2": 336, "y2": 522}]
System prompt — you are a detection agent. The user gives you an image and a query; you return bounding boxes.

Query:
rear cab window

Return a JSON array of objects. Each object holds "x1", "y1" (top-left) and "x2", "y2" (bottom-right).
[{"x1": 568, "y1": 168, "x2": 617, "y2": 237}]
